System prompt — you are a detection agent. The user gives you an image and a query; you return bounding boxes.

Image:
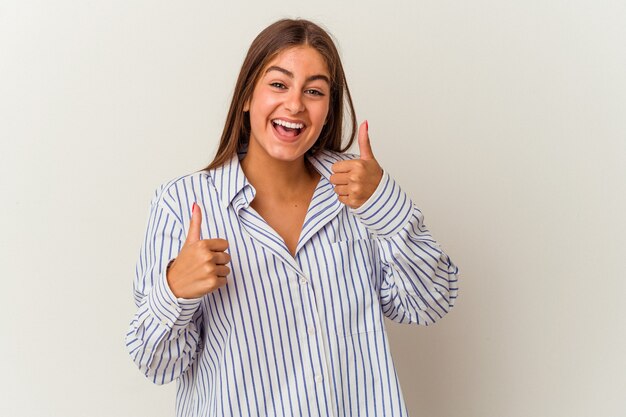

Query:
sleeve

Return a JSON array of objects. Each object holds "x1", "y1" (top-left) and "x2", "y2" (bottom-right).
[
  {"x1": 351, "y1": 171, "x2": 460, "y2": 326},
  {"x1": 124, "y1": 189, "x2": 204, "y2": 385}
]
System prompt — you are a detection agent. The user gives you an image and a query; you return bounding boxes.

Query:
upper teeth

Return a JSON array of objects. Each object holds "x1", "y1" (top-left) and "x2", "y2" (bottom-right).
[{"x1": 273, "y1": 119, "x2": 304, "y2": 129}]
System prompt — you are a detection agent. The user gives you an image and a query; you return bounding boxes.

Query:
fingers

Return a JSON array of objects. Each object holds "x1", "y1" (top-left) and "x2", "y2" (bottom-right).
[
  {"x1": 168, "y1": 205, "x2": 232, "y2": 298},
  {"x1": 337, "y1": 195, "x2": 350, "y2": 206},
  {"x1": 358, "y1": 120, "x2": 374, "y2": 161},
  {"x1": 208, "y1": 250, "x2": 231, "y2": 266},
  {"x1": 328, "y1": 121, "x2": 382, "y2": 209},
  {"x1": 185, "y1": 204, "x2": 229, "y2": 251},
  {"x1": 331, "y1": 160, "x2": 352, "y2": 173},
  {"x1": 215, "y1": 265, "x2": 231, "y2": 278},
  {"x1": 329, "y1": 172, "x2": 349, "y2": 185},
  {"x1": 333, "y1": 185, "x2": 349, "y2": 196},
  {"x1": 204, "y1": 238, "x2": 229, "y2": 252},
  {"x1": 331, "y1": 120, "x2": 374, "y2": 174},
  {"x1": 185, "y1": 202, "x2": 202, "y2": 245}
]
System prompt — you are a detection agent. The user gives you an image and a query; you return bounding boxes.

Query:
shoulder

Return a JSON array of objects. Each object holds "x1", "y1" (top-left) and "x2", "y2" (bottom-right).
[{"x1": 149, "y1": 170, "x2": 215, "y2": 216}]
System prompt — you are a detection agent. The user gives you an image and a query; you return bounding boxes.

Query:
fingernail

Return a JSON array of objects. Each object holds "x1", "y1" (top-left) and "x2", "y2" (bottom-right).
[
  {"x1": 192, "y1": 202, "x2": 197, "y2": 213},
  {"x1": 365, "y1": 120, "x2": 369, "y2": 131}
]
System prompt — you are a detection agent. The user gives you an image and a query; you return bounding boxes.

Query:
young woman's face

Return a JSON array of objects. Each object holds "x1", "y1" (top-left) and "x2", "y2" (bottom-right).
[{"x1": 244, "y1": 46, "x2": 331, "y2": 163}]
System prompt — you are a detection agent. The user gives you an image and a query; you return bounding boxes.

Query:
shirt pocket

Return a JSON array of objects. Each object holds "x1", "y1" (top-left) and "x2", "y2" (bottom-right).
[{"x1": 327, "y1": 238, "x2": 383, "y2": 336}]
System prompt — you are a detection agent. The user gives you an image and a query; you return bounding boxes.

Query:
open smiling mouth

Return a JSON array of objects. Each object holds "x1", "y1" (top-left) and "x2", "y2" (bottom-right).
[{"x1": 272, "y1": 119, "x2": 305, "y2": 138}]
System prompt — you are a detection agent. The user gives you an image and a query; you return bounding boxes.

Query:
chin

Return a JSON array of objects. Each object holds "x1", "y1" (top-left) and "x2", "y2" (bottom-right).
[
  {"x1": 262, "y1": 135, "x2": 317, "y2": 161},
  {"x1": 265, "y1": 145, "x2": 310, "y2": 162}
]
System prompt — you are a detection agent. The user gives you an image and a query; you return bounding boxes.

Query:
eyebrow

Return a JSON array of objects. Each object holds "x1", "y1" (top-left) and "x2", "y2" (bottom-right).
[{"x1": 265, "y1": 65, "x2": 330, "y2": 85}]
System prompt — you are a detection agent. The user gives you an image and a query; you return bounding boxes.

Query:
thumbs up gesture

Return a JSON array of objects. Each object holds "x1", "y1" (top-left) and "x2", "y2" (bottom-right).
[
  {"x1": 166, "y1": 203, "x2": 231, "y2": 299},
  {"x1": 330, "y1": 120, "x2": 383, "y2": 209}
]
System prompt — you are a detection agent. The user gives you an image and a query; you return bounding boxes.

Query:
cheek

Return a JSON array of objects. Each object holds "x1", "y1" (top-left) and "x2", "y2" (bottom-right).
[
  {"x1": 318, "y1": 105, "x2": 331, "y2": 127},
  {"x1": 248, "y1": 91, "x2": 277, "y2": 118},
  {"x1": 311, "y1": 99, "x2": 330, "y2": 122}
]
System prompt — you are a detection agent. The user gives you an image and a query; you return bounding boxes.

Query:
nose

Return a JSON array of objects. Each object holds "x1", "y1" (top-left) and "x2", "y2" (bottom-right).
[{"x1": 284, "y1": 90, "x2": 305, "y2": 114}]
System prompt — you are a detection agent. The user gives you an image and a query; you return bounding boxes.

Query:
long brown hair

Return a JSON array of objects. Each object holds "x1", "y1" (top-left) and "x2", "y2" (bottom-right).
[{"x1": 204, "y1": 19, "x2": 357, "y2": 171}]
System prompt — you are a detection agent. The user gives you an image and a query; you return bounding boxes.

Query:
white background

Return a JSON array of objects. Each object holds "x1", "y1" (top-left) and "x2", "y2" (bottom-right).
[{"x1": 1, "y1": 1, "x2": 625, "y2": 416}]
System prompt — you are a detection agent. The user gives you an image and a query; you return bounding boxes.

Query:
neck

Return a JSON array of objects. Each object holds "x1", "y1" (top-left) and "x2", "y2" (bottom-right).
[{"x1": 240, "y1": 145, "x2": 318, "y2": 199}]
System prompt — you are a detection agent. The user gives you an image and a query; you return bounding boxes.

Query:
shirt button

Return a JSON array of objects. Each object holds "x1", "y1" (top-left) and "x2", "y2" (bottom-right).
[
  {"x1": 315, "y1": 375, "x2": 323, "y2": 383},
  {"x1": 300, "y1": 278, "x2": 308, "y2": 284},
  {"x1": 308, "y1": 327, "x2": 315, "y2": 336}
]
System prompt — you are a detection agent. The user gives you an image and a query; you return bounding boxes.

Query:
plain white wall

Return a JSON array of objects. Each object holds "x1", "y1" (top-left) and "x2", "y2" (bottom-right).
[{"x1": 1, "y1": 1, "x2": 625, "y2": 416}]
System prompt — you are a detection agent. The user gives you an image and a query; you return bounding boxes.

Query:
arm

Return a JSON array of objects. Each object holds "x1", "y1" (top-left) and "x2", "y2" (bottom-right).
[
  {"x1": 125, "y1": 193, "x2": 204, "y2": 385},
  {"x1": 352, "y1": 171, "x2": 460, "y2": 326},
  {"x1": 330, "y1": 121, "x2": 459, "y2": 325}
]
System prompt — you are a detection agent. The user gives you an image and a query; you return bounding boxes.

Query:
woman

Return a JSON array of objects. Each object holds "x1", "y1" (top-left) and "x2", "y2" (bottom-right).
[{"x1": 126, "y1": 18, "x2": 459, "y2": 417}]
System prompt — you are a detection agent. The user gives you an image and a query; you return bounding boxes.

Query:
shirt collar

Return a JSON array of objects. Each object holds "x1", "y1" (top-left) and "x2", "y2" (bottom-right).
[{"x1": 209, "y1": 148, "x2": 354, "y2": 210}]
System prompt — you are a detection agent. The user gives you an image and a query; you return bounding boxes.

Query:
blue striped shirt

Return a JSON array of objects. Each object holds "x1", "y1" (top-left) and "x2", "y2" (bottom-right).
[{"x1": 126, "y1": 149, "x2": 459, "y2": 417}]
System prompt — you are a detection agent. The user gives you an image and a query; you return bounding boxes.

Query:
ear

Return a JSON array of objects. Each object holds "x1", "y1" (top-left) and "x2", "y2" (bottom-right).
[{"x1": 243, "y1": 98, "x2": 250, "y2": 112}]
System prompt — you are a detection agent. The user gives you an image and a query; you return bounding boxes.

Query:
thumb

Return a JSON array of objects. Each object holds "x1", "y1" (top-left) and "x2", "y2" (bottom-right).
[
  {"x1": 185, "y1": 202, "x2": 202, "y2": 245},
  {"x1": 358, "y1": 120, "x2": 374, "y2": 160}
]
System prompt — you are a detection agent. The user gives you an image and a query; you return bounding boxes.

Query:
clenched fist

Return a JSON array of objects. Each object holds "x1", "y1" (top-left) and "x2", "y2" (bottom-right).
[
  {"x1": 330, "y1": 120, "x2": 383, "y2": 208},
  {"x1": 166, "y1": 203, "x2": 231, "y2": 299}
]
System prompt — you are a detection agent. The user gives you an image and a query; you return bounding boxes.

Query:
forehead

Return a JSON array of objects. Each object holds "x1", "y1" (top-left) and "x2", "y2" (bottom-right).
[{"x1": 263, "y1": 46, "x2": 330, "y2": 77}]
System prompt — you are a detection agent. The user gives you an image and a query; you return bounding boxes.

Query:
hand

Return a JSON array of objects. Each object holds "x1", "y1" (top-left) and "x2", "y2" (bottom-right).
[
  {"x1": 330, "y1": 120, "x2": 383, "y2": 209},
  {"x1": 166, "y1": 203, "x2": 231, "y2": 299}
]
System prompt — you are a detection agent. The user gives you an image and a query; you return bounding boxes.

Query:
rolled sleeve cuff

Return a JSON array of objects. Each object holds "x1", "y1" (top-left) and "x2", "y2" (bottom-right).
[
  {"x1": 147, "y1": 260, "x2": 203, "y2": 330},
  {"x1": 350, "y1": 171, "x2": 415, "y2": 238}
]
